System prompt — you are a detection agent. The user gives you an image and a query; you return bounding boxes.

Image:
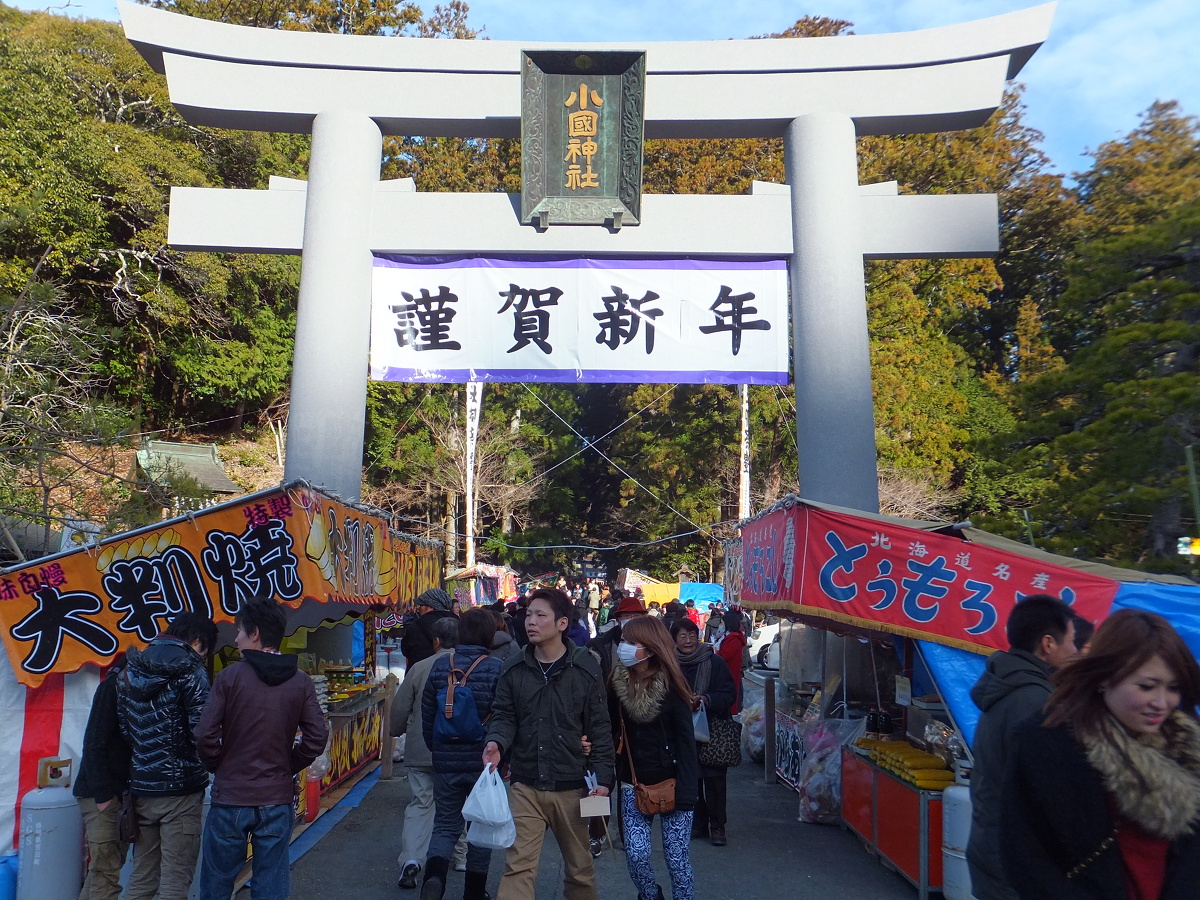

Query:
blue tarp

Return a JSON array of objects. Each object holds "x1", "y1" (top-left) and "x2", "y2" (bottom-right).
[
  {"x1": 1111, "y1": 582, "x2": 1200, "y2": 663},
  {"x1": 920, "y1": 580, "x2": 1200, "y2": 748},
  {"x1": 918, "y1": 640, "x2": 985, "y2": 746},
  {"x1": 679, "y1": 582, "x2": 725, "y2": 608}
]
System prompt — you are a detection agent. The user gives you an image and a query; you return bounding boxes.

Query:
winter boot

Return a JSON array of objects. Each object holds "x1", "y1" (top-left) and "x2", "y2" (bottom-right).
[
  {"x1": 463, "y1": 871, "x2": 490, "y2": 900},
  {"x1": 421, "y1": 856, "x2": 450, "y2": 900}
]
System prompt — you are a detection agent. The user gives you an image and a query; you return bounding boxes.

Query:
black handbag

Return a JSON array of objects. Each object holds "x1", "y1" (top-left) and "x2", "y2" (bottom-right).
[
  {"x1": 698, "y1": 717, "x2": 743, "y2": 768},
  {"x1": 118, "y1": 792, "x2": 139, "y2": 844}
]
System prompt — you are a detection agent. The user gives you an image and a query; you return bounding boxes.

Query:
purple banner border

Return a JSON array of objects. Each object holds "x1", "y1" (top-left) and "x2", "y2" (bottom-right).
[
  {"x1": 371, "y1": 366, "x2": 790, "y2": 386},
  {"x1": 373, "y1": 254, "x2": 786, "y2": 272}
]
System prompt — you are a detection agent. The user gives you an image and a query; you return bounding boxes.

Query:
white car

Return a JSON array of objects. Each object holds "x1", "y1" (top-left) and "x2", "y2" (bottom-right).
[{"x1": 749, "y1": 619, "x2": 780, "y2": 668}]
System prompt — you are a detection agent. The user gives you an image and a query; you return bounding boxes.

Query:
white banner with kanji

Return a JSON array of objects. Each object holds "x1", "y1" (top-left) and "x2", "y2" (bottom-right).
[{"x1": 369, "y1": 255, "x2": 789, "y2": 385}]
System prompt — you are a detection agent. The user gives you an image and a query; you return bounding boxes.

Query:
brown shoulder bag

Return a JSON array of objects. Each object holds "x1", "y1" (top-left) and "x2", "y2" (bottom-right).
[{"x1": 620, "y1": 714, "x2": 675, "y2": 816}]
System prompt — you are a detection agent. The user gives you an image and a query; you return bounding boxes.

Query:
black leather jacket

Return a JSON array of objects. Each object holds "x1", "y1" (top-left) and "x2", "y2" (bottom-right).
[{"x1": 117, "y1": 636, "x2": 211, "y2": 796}]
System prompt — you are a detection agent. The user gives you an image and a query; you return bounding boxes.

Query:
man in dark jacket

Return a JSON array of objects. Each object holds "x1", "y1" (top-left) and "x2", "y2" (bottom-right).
[
  {"x1": 418, "y1": 608, "x2": 502, "y2": 900},
  {"x1": 967, "y1": 594, "x2": 1077, "y2": 900},
  {"x1": 402, "y1": 588, "x2": 458, "y2": 667},
  {"x1": 74, "y1": 653, "x2": 131, "y2": 900},
  {"x1": 194, "y1": 596, "x2": 328, "y2": 900},
  {"x1": 117, "y1": 612, "x2": 217, "y2": 900},
  {"x1": 483, "y1": 588, "x2": 614, "y2": 900},
  {"x1": 510, "y1": 593, "x2": 531, "y2": 648}
]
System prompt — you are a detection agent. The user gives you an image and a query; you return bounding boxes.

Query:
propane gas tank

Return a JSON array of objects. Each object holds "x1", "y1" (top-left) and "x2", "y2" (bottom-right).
[
  {"x1": 941, "y1": 782, "x2": 977, "y2": 900},
  {"x1": 17, "y1": 786, "x2": 83, "y2": 900}
]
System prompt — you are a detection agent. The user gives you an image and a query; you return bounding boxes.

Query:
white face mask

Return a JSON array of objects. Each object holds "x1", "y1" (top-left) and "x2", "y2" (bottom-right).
[{"x1": 617, "y1": 642, "x2": 645, "y2": 667}]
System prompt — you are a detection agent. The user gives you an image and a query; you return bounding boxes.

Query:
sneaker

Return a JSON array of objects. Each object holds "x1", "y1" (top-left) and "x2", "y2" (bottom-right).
[
  {"x1": 590, "y1": 837, "x2": 604, "y2": 858},
  {"x1": 710, "y1": 826, "x2": 727, "y2": 846},
  {"x1": 399, "y1": 862, "x2": 421, "y2": 889}
]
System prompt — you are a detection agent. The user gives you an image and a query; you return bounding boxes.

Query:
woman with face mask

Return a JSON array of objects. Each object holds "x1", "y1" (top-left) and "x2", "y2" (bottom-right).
[
  {"x1": 611, "y1": 616, "x2": 700, "y2": 900},
  {"x1": 1001, "y1": 609, "x2": 1200, "y2": 900}
]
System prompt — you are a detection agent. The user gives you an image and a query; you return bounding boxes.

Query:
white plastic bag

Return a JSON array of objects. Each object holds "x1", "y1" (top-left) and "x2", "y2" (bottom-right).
[
  {"x1": 467, "y1": 816, "x2": 517, "y2": 850},
  {"x1": 693, "y1": 703, "x2": 711, "y2": 743},
  {"x1": 462, "y1": 768, "x2": 512, "y2": 828}
]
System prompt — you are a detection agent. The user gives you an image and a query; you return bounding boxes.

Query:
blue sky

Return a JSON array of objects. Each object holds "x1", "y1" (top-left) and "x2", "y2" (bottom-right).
[{"x1": 10, "y1": 0, "x2": 1197, "y2": 177}]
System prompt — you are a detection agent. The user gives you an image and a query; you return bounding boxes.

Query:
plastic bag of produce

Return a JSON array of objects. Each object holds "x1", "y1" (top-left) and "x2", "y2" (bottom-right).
[
  {"x1": 797, "y1": 717, "x2": 866, "y2": 825},
  {"x1": 740, "y1": 697, "x2": 767, "y2": 764}
]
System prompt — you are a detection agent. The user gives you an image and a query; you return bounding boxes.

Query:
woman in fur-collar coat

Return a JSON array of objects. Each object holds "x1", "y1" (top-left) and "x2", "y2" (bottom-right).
[
  {"x1": 612, "y1": 615, "x2": 700, "y2": 900},
  {"x1": 1001, "y1": 609, "x2": 1200, "y2": 900}
]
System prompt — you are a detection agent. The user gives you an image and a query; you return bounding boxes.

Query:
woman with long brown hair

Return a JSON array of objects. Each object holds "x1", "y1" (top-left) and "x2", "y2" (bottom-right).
[
  {"x1": 1001, "y1": 608, "x2": 1200, "y2": 900},
  {"x1": 613, "y1": 615, "x2": 700, "y2": 900}
]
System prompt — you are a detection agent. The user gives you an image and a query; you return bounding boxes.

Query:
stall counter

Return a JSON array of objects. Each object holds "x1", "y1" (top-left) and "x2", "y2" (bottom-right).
[
  {"x1": 840, "y1": 747, "x2": 943, "y2": 900},
  {"x1": 323, "y1": 684, "x2": 385, "y2": 793}
]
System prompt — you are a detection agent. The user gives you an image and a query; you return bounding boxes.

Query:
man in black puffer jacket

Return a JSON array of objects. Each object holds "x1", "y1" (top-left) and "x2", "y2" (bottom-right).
[
  {"x1": 419, "y1": 608, "x2": 503, "y2": 900},
  {"x1": 117, "y1": 612, "x2": 217, "y2": 900}
]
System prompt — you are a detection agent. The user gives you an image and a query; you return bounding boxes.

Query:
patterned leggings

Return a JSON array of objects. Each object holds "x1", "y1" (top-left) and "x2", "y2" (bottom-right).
[{"x1": 620, "y1": 786, "x2": 695, "y2": 900}]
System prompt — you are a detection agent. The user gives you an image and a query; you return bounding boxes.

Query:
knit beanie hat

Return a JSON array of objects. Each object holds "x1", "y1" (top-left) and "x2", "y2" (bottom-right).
[{"x1": 417, "y1": 588, "x2": 453, "y2": 612}]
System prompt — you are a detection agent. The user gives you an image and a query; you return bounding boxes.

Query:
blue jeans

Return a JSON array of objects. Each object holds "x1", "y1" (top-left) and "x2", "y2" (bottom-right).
[
  {"x1": 199, "y1": 803, "x2": 293, "y2": 900},
  {"x1": 428, "y1": 770, "x2": 492, "y2": 874}
]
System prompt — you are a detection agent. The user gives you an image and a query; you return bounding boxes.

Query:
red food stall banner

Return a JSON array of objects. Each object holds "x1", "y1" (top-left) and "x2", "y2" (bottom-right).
[
  {"x1": 0, "y1": 485, "x2": 442, "y2": 687},
  {"x1": 742, "y1": 504, "x2": 1119, "y2": 654}
]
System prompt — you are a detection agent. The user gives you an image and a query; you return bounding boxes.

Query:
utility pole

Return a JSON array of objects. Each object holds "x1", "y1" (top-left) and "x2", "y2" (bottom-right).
[
  {"x1": 739, "y1": 384, "x2": 751, "y2": 521},
  {"x1": 1185, "y1": 445, "x2": 1200, "y2": 532},
  {"x1": 465, "y1": 382, "x2": 482, "y2": 568}
]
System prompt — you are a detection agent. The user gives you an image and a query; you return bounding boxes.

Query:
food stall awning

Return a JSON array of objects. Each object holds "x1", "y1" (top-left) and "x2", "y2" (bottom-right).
[
  {"x1": 0, "y1": 482, "x2": 442, "y2": 688},
  {"x1": 736, "y1": 495, "x2": 1200, "y2": 744}
]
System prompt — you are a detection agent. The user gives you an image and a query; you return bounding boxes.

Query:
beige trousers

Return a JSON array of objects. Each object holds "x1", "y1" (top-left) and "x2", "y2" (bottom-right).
[
  {"x1": 497, "y1": 782, "x2": 596, "y2": 900},
  {"x1": 77, "y1": 797, "x2": 129, "y2": 900},
  {"x1": 125, "y1": 792, "x2": 203, "y2": 900}
]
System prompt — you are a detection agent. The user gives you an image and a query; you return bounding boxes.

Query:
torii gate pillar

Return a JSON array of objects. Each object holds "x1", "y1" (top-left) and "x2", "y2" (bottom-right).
[
  {"x1": 285, "y1": 111, "x2": 382, "y2": 501},
  {"x1": 786, "y1": 113, "x2": 878, "y2": 512}
]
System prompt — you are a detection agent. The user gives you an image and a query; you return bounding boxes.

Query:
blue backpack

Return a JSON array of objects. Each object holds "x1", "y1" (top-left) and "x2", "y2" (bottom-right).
[{"x1": 433, "y1": 651, "x2": 490, "y2": 744}]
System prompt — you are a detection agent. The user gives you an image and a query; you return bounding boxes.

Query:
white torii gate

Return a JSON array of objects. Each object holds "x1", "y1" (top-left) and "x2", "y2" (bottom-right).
[{"x1": 119, "y1": 2, "x2": 1054, "y2": 511}]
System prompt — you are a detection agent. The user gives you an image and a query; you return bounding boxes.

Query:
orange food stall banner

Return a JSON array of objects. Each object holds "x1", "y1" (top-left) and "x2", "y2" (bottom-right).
[
  {"x1": 0, "y1": 485, "x2": 442, "y2": 687},
  {"x1": 740, "y1": 503, "x2": 1119, "y2": 655}
]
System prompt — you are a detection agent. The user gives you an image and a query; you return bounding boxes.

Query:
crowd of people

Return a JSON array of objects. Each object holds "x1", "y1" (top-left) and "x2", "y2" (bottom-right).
[
  {"x1": 74, "y1": 597, "x2": 327, "y2": 900},
  {"x1": 67, "y1": 570, "x2": 1200, "y2": 900},
  {"x1": 391, "y1": 584, "x2": 752, "y2": 900}
]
